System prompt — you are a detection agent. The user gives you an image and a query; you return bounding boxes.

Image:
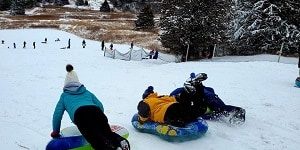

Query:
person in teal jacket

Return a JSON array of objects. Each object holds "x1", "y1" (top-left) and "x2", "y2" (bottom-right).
[{"x1": 51, "y1": 64, "x2": 130, "y2": 150}]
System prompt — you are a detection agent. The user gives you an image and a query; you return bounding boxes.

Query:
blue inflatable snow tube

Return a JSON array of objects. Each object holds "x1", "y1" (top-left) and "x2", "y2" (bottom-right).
[
  {"x1": 46, "y1": 135, "x2": 87, "y2": 150},
  {"x1": 296, "y1": 77, "x2": 300, "y2": 87},
  {"x1": 131, "y1": 113, "x2": 208, "y2": 142}
]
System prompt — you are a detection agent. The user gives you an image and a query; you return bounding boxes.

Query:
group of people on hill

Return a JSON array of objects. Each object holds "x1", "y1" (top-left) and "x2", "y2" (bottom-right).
[
  {"x1": 1, "y1": 40, "x2": 36, "y2": 49},
  {"x1": 0, "y1": 38, "x2": 84, "y2": 49},
  {"x1": 3, "y1": 38, "x2": 160, "y2": 60},
  {"x1": 51, "y1": 64, "x2": 245, "y2": 150},
  {"x1": 100, "y1": 40, "x2": 114, "y2": 51},
  {"x1": 1, "y1": 38, "x2": 73, "y2": 49},
  {"x1": 101, "y1": 41, "x2": 134, "y2": 51}
]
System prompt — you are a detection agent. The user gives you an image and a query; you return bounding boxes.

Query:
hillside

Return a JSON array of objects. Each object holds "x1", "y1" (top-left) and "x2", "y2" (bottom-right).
[
  {"x1": 0, "y1": 4, "x2": 162, "y2": 51},
  {"x1": 0, "y1": 29, "x2": 299, "y2": 150}
]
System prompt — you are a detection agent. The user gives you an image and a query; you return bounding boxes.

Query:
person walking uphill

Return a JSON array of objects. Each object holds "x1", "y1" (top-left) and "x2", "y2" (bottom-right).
[
  {"x1": 82, "y1": 40, "x2": 86, "y2": 48},
  {"x1": 51, "y1": 64, "x2": 130, "y2": 150},
  {"x1": 298, "y1": 49, "x2": 300, "y2": 76}
]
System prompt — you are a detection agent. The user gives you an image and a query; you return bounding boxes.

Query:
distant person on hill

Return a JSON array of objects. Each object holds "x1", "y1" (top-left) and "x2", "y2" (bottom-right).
[
  {"x1": 298, "y1": 50, "x2": 300, "y2": 77},
  {"x1": 82, "y1": 40, "x2": 86, "y2": 48},
  {"x1": 33, "y1": 42, "x2": 36, "y2": 49},
  {"x1": 148, "y1": 50, "x2": 154, "y2": 59},
  {"x1": 13, "y1": 43, "x2": 16, "y2": 49},
  {"x1": 51, "y1": 64, "x2": 130, "y2": 150},
  {"x1": 23, "y1": 41, "x2": 26, "y2": 48},
  {"x1": 101, "y1": 40, "x2": 105, "y2": 51},
  {"x1": 153, "y1": 50, "x2": 159, "y2": 59},
  {"x1": 296, "y1": 48, "x2": 300, "y2": 86},
  {"x1": 1, "y1": 40, "x2": 4, "y2": 44},
  {"x1": 42, "y1": 38, "x2": 47, "y2": 44},
  {"x1": 110, "y1": 43, "x2": 113, "y2": 50},
  {"x1": 67, "y1": 38, "x2": 71, "y2": 49},
  {"x1": 130, "y1": 41, "x2": 133, "y2": 49}
]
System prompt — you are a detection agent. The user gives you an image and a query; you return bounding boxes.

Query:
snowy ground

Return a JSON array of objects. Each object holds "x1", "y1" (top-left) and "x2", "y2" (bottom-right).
[{"x1": 0, "y1": 29, "x2": 299, "y2": 150}]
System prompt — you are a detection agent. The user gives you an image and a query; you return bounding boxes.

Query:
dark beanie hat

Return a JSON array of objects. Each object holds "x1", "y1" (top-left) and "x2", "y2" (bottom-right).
[
  {"x1": 137, "y1": 101, "x2": 150, "y2": 118},
  {"x1": 66, "y1": 64, "x2": 73, "y2": 72}
]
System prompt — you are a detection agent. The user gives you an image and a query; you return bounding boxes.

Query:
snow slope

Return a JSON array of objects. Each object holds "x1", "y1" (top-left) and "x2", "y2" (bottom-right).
[{"x1": 0, "y1": 29, "x2": 299, "y2": 150}]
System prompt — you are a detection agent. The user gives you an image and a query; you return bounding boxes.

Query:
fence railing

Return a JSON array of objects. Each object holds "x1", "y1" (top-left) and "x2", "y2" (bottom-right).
[{"x1": 104, "y1": 47, "x2": 152, "y2": 61}]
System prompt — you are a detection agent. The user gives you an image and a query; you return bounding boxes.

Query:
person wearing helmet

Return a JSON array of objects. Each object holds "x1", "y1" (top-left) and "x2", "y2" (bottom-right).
[{"x1": 170, "y1": 73, "x2": 246, "y2": 124}]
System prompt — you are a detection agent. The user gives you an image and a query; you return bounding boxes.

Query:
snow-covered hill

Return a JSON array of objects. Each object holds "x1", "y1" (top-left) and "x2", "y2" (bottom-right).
[{"x1": 0, "y1": 29, "x2": 299, "y2": 150}]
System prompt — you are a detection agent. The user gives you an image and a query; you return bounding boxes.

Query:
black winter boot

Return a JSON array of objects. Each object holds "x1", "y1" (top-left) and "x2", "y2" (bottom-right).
[
  {"x1": 112, "y1": 132, "x2": 130, "y2": 150},
  {"x1": 229, "y1": 108, "x2": 246, "y2": 125}
]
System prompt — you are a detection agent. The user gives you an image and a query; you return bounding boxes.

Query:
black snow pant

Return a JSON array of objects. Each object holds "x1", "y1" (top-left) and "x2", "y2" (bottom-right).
[
  {"x1": 202, "y1": 87, "x2": 245, "y2": 120},
  {"x1": 74, "y1": 105, "x2": 123, "y2": 150},
  {"x1": 164, "y1": 103, "x2": 200, "y2": 127}
]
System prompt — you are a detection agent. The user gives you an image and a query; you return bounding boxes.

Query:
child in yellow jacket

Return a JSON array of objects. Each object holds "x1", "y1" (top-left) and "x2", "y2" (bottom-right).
[{"x1": 138, "y1": 86, "x2": 205, "y2": 127}]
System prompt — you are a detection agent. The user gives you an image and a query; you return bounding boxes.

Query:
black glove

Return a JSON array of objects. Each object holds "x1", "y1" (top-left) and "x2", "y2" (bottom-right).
[
  {"x1": 50, "y1": 131, "x2": 61, "y2": 138},
  {"x1": 187, "y1": 73, "x2": 208, "y2": 86},
  {"x1": 183, "y1": 82, "x2": 196, "y2": 94}
]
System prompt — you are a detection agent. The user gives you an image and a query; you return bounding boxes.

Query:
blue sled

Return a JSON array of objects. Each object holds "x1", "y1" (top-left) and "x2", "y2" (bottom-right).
[
  {"x1": 46, "y1": 135, "x2": 87, "y2": 150},
  {"x1": 131, "y1": 113, "x2": 208, "y2": 142}
]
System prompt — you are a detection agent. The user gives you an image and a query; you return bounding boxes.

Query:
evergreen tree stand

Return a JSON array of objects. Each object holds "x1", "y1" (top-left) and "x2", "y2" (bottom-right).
[{"x1": 10, "y1": 0, "x2": 25, "y2": 15}]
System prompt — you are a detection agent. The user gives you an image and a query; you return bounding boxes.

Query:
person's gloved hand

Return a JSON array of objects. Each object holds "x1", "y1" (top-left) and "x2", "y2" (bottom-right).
[
  {"x1": 193, "y1": 73, "x2": 208, "y2": 82},
  {"x1": 51, "y1": 131, "x2": 61, "y2": 138},
  {"x1": 183, "y1": 82, "x2": 196, "y2": 94}
]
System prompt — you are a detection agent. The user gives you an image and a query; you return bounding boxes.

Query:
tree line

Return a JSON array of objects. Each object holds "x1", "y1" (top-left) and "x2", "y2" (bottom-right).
[
  {"x1": 159, "y1": 0, "x2": 300, "y2": 60},
  {"x1": 106, "y1": 0, "x2": 300, "y2": 60}
]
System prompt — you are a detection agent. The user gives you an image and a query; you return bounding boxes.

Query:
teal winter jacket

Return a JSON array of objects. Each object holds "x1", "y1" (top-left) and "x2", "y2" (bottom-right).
[{"x1": 52, "y1": 82, "x2": 104, "y2": 132}]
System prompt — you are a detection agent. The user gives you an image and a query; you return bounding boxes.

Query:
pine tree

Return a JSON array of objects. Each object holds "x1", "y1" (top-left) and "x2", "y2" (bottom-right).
[
  {"x1": 160, "y1": 0, "x2": 231, "y2": 60},
  {"x1": 0, "y1": 0, "x2": 12, "y2": 11},
  {"x1": 10, "y1": 0, "x2": 25, "y2": 15},
  {"x1": 230, "y1": 0, "x2": 300, "y2": 55},
  {"x1": 160, "y1": 1, "x2": 191, "y2": 56},
  {"x1": 279, "y1": 0, "x2": 300, "y2": 54},
  {"x1": 61, "y1": 0, "x2": 69, "y2": 5},
  {"x1": 53, "y1": 0, "x2": 69, "y2": 5},
  {"x1": 135, "y1": 4, "x2": 155, "y2": 29},
  {"x1": 75, "y1": 0, "x2": 84, "y2": 6},
  {"x1": 25, "y1": 0, "x2": 36, "y2": 8},
  {"x1": 54, "y1": 0, "x2": 63, "y2": 6},
  {"x1": 100, "y1": 0, "x2": 110, "y2": 12}
]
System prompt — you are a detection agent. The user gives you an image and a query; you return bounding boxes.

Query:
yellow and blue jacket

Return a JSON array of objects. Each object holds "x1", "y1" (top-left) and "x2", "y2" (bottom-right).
[{"x1": 140, "y1": 93, "x2": 177, "y2": 123}]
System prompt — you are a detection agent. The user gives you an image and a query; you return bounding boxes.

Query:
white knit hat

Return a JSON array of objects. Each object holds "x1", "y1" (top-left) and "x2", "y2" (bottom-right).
[
  {"x1": 64, "y1": 70, "x2": 80, "y2": 86},
  {"x1": 64, "y1": 64, "x2": 80, "y2": 86}
]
